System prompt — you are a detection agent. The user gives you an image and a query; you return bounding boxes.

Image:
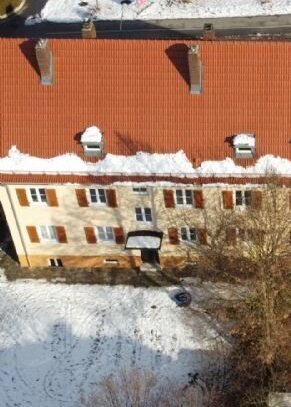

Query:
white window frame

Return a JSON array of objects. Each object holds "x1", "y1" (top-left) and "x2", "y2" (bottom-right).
[
  {"x1": 49, "y1": 258, "x2": 63, "y2": 267},
  {"x1": 175, "y1": 189, "x2": 193, "y2": 207},
  {"x1": 234, "y1": 190, "x2": 252, "y2": 208},
  {"x1": 96, "y1": 226, "x2": 115, "y2": 243},
  {"x1": 180, "y1": 227, "x2": 197, "y2": 243},
  {"x1": 39, "y1": 225, "x2": 58, "y2": 243},
  {"x1": 135, "y1": 207, "x2": 153, "y2": 223},
  {"x1": 132, "y1": 187, "x2": 148, "y2": 194},
  {"x1": 29, "y1": 188, "x2": 47, "y2": 204},
  {"x1": 87, "y1": 188, "x2": 107, "y2": 205}
]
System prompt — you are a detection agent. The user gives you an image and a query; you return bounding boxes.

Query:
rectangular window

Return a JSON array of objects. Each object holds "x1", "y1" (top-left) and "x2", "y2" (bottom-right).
[
  {"x1": 180, "y1": 227, "x2": 197, "y2": 242},
  {"x1": 39, "y1": 225, "x2": 57, "y2": 242},
  {"x1": 89, "y1": 188, "x2": 107, "y2": 204},
  {"x1": 135, "y1": 207, "x2": 152, "y2": 222},
  {"x1": 132, "y1": 187, "x2": 147, "y2": 194},
  {"x1": 49, "y1": 258, "x2": 63, "y2": 267},
  {"x1": 30, "y1": 188, "x2": 47, "y2": 203},
  {"x1": 176, "y1": 190, "x2": 193, "y2": 206},
  {"x1": 97, "y1": 226, "x2": 115, "y2": 242},
  {"x1": 235, "y1": 190, "x2": 251, "y2": 207}
]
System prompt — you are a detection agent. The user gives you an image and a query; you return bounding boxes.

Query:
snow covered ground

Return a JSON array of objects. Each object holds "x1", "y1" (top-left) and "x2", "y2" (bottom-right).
[
  {"x1": 26, "y1": 0, "x2": 291, "y2": 25},
  {"x1": 0, "y1": 268, "x2": 221, "y2": 407}
]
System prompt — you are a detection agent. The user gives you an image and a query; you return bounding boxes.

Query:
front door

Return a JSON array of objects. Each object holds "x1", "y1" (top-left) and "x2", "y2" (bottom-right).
[{"x1": 141, "y1": 249, "x2": 159, "y2": 264}]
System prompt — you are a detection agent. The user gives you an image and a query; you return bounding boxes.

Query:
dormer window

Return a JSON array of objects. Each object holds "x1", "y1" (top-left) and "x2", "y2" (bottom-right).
[
  {"x1": 233, "y1": 133, "x2": 255, "y2": 159},
  {"x1": 81, "y1": 126, "x2": 104, "y2": 157}
]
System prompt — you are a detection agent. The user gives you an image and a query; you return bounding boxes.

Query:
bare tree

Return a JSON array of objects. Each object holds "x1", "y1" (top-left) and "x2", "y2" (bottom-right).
[{"x1": 163, "y1": 181, "x2": 290, "y2": 405}]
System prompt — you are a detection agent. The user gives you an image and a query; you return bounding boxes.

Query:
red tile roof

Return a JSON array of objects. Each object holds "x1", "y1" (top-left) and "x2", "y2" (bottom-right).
[{"x1": 1, "y1": 39, "x2": 291, "y2": 166}]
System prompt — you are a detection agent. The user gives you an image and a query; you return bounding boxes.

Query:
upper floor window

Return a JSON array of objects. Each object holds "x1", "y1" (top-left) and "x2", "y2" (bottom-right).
[
  {"x1": 176, "y1": 190, "x2": 193, "y2": 206},
  {"x1": 30, "y1": 188, "x2": 47, "y2": 203},
  {"x1": 80, "y1": 126, "x2": 104, "y2": 157},
  {"x1": 235, "y1": 190, "x2": 251, "y2": 207},
  {"x1": 132, "y1": 187, "x2": 147, "y2": 194},
  {"x1": 89, "y1": 188, "x2": 107, "y2": 204},
  {"x1": 39, "y1": 225, "x2": 57, "y2": 242},
  {"x1": 180, "y1": 227, "x2": 197, "y2": 242},
  {"x1": 97, "y1": 226, "x2": 115, "y2": 242},
  {"x1": 233, "y1": 133, "x2": 255, "y2": 159},
  {"x1": 135, "y1": 207, "x2": 152, "y2": 222}
]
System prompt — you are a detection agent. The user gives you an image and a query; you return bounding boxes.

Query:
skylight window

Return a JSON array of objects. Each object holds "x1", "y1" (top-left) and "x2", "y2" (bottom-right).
[
  {"x1": 80, "y1": 126, "x2": 104, "y2": 157},
  {"x1": 233, "y1": 133, "x2": 255, "y2": 158}
]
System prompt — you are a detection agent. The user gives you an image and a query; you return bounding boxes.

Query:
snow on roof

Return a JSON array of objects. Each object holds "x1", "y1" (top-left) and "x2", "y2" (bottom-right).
[
  {"x1": 27, "y1": 0, "x2": 291, "y2": 24},
  {"x1": 233, "y1": 134, "x2": 255, "y2": 147},
  {"x1": 0, "y1": 147, "x2": 194, "y2": 175},
  {"x1": 126, "y1": 235, "x2": 161, "y2": 249},
  {"x1": 80, "y1": 126, "x2": 103, "y2": 144},
  {"x1": 1, "y1": 146, "x2": 291, "y2": 177}
]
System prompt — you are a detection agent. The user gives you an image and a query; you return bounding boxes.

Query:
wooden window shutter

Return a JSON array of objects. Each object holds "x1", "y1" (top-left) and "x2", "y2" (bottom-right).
[
  {"x1": 197, "y1": 228, "x2": 207, "y2": 245},
  {"x1": 251, "y1": 191, "x2": 262, "y2": 209},
  {"x1": 114, "y1": 227, "x2": 125, "y2": 244},
  {"x1": 226, "y1": 228, "x2": 236, "y2": 245},
  {"x1": 222, "y1": 191, "x2": 233, "y2": 209},
  {"x1": 56, "y1": 226, "x2": 67, "y2": 243},
  {"x1": 46, "y1": 189, "x2": 59, "y2": 207},
  {"x1": 75, "y1": 189, "x2": 89, "y2": 207},
  {"x1": 26, "y1": 226, "x2": 40, "y2": 243},
  {"x1": 84, "y1": 227, "x2": 97, "y2": 244},
  {"x1": 193, "y1": 190, "x2": 204, "y2": 209},
  {"x1": 106, "y1": 189, "x2": 117, "y2": 208},
  {"x1": 16, "y1": 189, "x2": 29, "y2": 206},
  {"x1": 168, "y1": 227, "x2": 179, "y2": 244},
  {"x1": 163, "y1": 190, "x2": 175, "y2": 208}
]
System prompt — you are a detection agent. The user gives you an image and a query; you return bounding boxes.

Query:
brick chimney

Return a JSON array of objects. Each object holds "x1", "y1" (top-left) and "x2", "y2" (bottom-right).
[
  {"x1": 203, "y1": 23, "x2": 215, "y2": 40},
  {"x1": 188, "y1": 45, "x2": 202, "y2": 95},
  {"x1": 35, "y1": 39, "x2": 53, "y2": 86},
  {"x1": 81, "y1": 20, "x2": 96, "y2": 39}
]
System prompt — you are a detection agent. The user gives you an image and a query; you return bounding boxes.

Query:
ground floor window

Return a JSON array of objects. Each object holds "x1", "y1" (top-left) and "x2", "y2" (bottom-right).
[
  {"x1": 97, "y1": 226, "x2": 115, "y2": 242},
  {"x1": 180, "y1": 227, "x2": 197, "y2": 242},
  {"x1": 39, "y1": 225, "x2": 57, "y2": 242},
  {"x1": 49, "y1": 258, "x2": 63, "y2": 267}
]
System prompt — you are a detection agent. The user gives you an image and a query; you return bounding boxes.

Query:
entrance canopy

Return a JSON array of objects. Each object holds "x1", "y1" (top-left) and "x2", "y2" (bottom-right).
[{"x1": 125, "y1": 230, "x2": 163, "y2": 250}]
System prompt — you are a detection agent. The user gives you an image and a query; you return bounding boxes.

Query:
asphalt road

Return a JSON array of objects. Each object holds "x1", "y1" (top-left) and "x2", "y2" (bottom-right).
[{"x1": 1, "y1": 0, "x2": 291, "y2": 39}]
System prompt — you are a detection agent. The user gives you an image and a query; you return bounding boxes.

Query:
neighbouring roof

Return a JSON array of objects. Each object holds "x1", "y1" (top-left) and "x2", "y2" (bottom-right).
[{"x1": 1, "y1": 39, "x2": 291, "y2": 177}]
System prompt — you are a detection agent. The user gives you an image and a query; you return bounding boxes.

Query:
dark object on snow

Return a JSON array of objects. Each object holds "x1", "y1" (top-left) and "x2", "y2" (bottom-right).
[
  {"x1": 188, "y1": 372, "x2": 199, "y2": 385},
  {"x1": 173, "y1": 290, "x2": 192, "y2": 307},
  {"x1": 121, "y1": 0, "x2": 133, "y2": 4}
]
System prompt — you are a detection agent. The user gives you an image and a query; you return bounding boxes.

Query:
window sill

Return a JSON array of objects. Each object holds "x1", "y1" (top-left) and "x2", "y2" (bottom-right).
[
  {"x1": 89, "y1": 203, "x2": 107, "y2": 207},
  {"x1": 29, "y1": 202, "x2": 48, "y2": 207}
]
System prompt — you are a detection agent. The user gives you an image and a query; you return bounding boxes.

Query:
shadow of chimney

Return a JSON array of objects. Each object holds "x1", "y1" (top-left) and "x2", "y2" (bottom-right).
[
  {"x1": 74, "y1": 131, "x2": 83, "y2": 144},
  {"x1": 19, "y1": 39, "x2": 40, "y2": 77},
  {"x1": 224, "y1": 135, "x2": 236, "y2": 146},
  {"x1": 165, "y1": 43, "x2": 190, "y2": 88}
]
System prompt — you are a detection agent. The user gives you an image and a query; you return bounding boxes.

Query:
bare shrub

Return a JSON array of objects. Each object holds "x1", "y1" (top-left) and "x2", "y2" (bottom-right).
[{"x1": 79, "y1": 367, "x2": 225, "y2": 407}]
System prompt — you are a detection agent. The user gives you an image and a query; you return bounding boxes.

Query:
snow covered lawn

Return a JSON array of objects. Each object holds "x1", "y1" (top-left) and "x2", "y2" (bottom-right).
[
  {"x1": 0, "y1": 269, "x2": 220, "y2": 407},
  {"x1": 27, "y1": 0, "x2": 291, "y2": 24}
]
